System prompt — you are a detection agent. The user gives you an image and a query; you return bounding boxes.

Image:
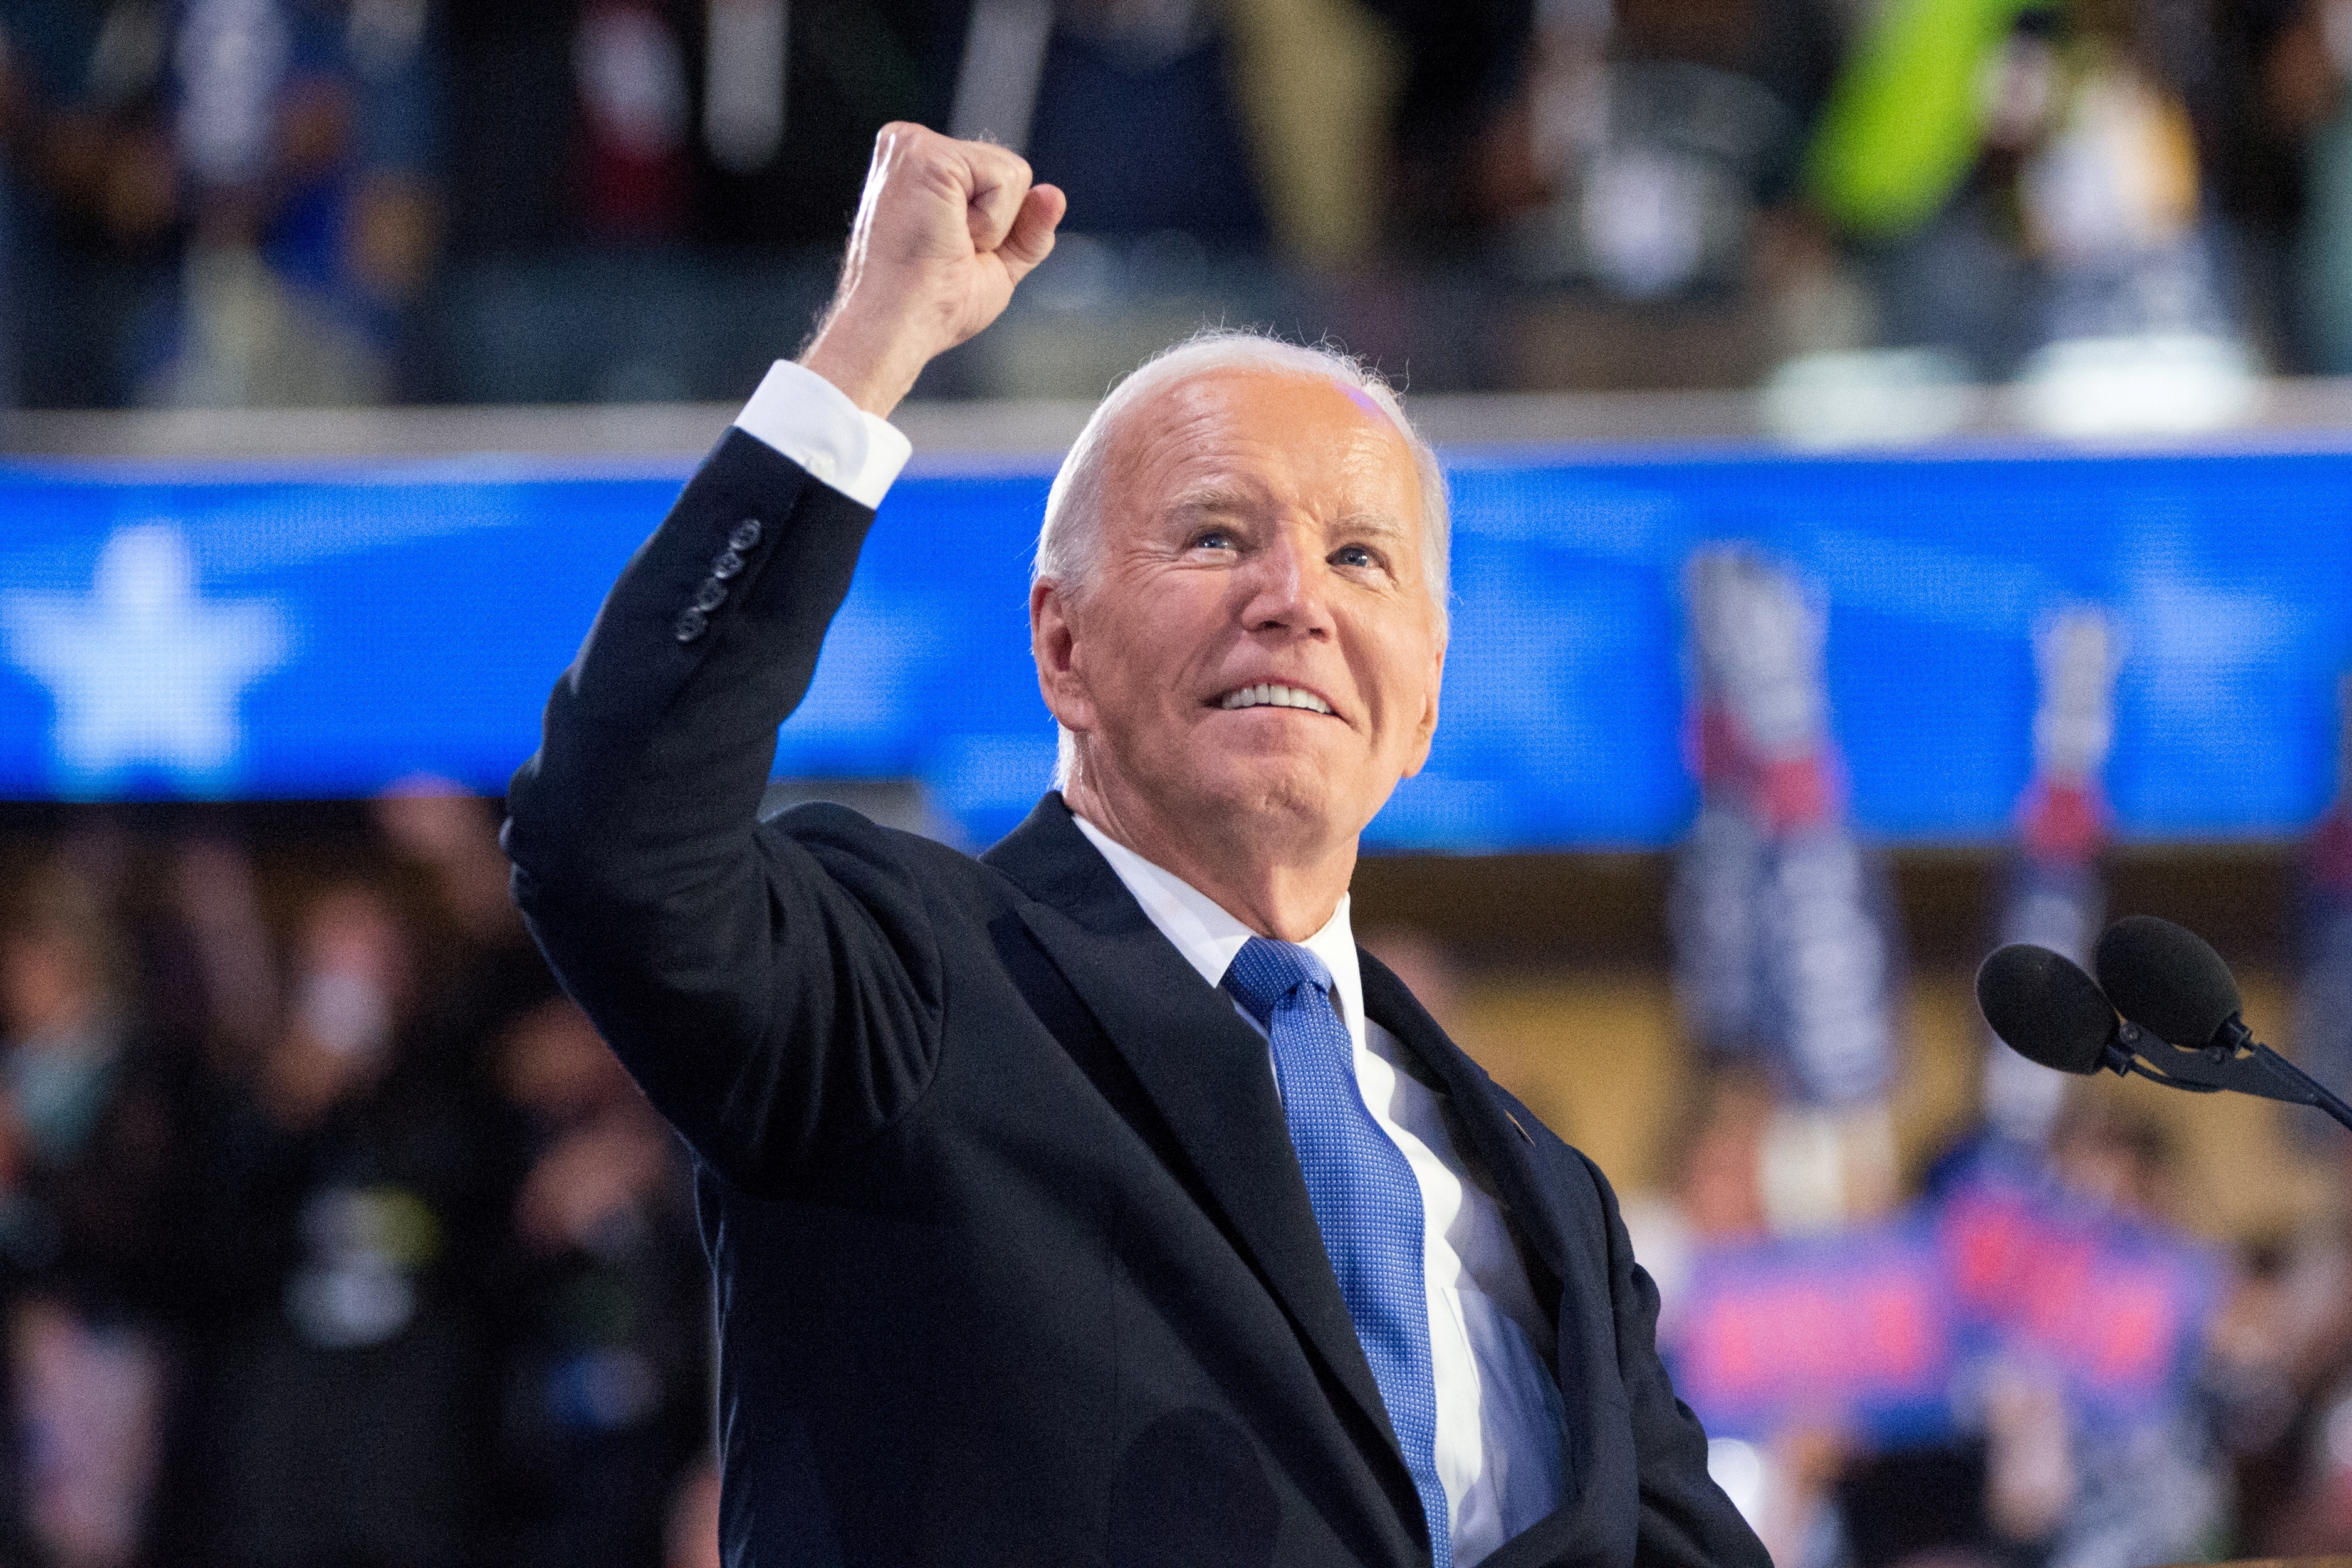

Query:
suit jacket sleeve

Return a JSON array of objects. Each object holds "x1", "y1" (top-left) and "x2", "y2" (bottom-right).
[
  {"x1": 1585, "y1": 1150, "x2": 1772, "y2": 1568},
  {"x1": 503, "y1": 429, "x2": 944, "y2": 1193}
]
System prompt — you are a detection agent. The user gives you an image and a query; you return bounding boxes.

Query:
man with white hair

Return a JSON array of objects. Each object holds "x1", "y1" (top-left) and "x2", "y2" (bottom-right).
[{"x1": 505, "y1": 125, "x2": 1765, "y2": 1568}]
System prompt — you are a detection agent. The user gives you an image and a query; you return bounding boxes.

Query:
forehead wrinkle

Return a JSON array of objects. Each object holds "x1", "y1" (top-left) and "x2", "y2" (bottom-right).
[
  {"x1": 1105, "y1": 369, "x2": 1426, "y2": 553},
  {"x1": 1333, "y1": 507, "x2": 1411, "y2": 540},
  {"x1": 1166, "y1": 483, "x2": 1262, "y2": 516},
  {"x1": 1119, "y1": 365, "x2": 1406, "y2": 472}
]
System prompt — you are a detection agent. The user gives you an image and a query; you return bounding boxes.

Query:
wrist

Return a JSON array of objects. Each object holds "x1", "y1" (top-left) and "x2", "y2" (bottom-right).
[{"x1": 799, "y1": 307, "x2": 932, "y2": 419}]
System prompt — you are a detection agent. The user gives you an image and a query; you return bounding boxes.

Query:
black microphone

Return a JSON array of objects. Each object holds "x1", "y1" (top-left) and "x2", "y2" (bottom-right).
[
  {"x1": 2087, "y1": 914, "x2": 2352, "y2": 1134},
  {"x1": 2092, "y1": 915, "x2": 2243, "y2": 1052},
  {"x1": 1975, "y1": 944, "x2": 2131, "y2": 1077}
]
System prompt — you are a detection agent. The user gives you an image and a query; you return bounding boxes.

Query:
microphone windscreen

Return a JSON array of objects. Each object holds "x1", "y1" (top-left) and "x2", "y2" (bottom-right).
[
  {"x1": 2093, "y1": 915, "x2": 2242, "y2": 1048},
  {"x1": 1975, "y1": 944, "x2": 2119, "y2": 1075}
]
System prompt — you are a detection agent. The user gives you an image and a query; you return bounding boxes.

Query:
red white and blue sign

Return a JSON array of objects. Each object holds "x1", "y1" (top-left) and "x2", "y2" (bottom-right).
[{"x1": 1665, "y1": 1152, "x2": 2221, "y2": 1447}]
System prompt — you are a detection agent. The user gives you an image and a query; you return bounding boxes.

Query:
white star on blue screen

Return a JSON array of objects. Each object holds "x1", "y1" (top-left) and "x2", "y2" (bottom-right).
[{"x1": 1, "y1": 522, "x2": 290, "y2": 796}]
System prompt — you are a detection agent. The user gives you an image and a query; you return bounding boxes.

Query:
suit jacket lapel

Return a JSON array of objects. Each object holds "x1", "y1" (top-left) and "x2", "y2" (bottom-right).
[
  {"x1": 983, "y1": 796, "x2": 1404, "y2": 1460},
  {"x1": 1355, "y1": 951, "x2": 1572, "y2": 1286},
  {"x1": 1357, "y1": 949, "x2": 1596, "y2": 1495}
]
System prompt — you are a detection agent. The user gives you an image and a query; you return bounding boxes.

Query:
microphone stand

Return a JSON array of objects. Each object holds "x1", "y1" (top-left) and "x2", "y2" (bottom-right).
[{"x1": 2089, "y1": 1017, "x2": 2352, "y2": 1133}]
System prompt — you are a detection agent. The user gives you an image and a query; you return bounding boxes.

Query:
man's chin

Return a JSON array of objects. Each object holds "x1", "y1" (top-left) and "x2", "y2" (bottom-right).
[
  {"x1": 1189, "y1": 756, "x2": 1379, "y2": 839},
  {"x1": 1086, "y1": 734, "x2": 1387, "y2": 844}
]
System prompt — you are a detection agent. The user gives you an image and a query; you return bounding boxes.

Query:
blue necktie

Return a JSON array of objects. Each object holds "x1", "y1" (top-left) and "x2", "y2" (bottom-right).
[{"x1": 1224, "y1": 936, "x2": 1451, "y2": 1567}]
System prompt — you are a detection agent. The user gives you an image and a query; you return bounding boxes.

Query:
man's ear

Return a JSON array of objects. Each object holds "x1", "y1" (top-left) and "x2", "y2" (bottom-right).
[
  {"x1": 1399, "y1": 640, "x2": 1443, "y2": 779},
  {"x1": 1030, "y1": 578, "x2": 1096, "y2": 735}
]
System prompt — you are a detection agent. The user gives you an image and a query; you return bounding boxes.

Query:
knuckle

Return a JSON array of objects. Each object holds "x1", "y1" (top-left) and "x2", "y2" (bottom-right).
[{"x1": 874, "y1": 121, "x2": 943, "y2": 172}]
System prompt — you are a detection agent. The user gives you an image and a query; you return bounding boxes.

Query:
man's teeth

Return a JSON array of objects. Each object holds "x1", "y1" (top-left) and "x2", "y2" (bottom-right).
[{"x1": 1218, "y1": 683, "x2": 1332, "y2": 714}]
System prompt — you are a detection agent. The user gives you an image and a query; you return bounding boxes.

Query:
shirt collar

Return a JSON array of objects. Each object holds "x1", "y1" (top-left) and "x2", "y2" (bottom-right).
[{"x1": 1069, "y1": 813, "x2": 1364, "y2": 1043}]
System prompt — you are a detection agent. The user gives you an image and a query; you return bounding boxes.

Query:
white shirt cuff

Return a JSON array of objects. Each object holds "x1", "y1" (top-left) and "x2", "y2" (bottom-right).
[{"x1": 732, "y1": 359, "x2": 913, "y2": 510}]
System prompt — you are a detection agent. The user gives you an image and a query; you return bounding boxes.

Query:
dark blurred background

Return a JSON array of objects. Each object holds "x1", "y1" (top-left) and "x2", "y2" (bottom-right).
[{"x1": 1, "y1": 0, "x2": 2347, "y2": 410}]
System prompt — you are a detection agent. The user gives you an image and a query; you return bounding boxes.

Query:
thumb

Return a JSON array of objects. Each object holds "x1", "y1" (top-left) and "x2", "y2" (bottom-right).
[{"x1": 999, "y1": 184, "x2": 1066, "y2": 284}]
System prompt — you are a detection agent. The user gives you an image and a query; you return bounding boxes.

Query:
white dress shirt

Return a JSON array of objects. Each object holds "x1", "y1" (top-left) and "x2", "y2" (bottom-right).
[
  {"x1": 734, "y1": 361, "x2": 1568, "y2": 1563},
  {"x1": 734, "y1": 358, "x2": 913, "y2": 508},
  {"x1": 1070, "y1": 819, "x2": 1567, "y2": 1564}
]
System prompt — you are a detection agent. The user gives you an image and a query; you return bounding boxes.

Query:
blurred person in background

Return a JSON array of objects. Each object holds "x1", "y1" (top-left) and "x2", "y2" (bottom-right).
[
  {"x1": 0, "y1": 0, "x2": 183, "y2": 407},
  {"x1": 439, "y1": 0, "x2": 707, "y2": 259},
  {"x1": 691, "y1": 0, "x2": 952, "y2": 253},
  {"x1": 176, "y1": 876, "x2": 514, "y2": 1567},
  {"x1": 1485, "y1": 0, "x2": 1805, "y2": 305},
  {"x1": 2210, "y1": 1165, "x2": 2352, "y2": 1555},
  {"x1": 932, "y1": 0, "x2": 1527, "y2": 402},
  {"x1": 1998, "y1": 1095, "x2": 2224, "y2": 1568},
  {"x1": 2265, "y1": 0, "x2": 2352, "y2": 371},
  {"x1": 2044, "y1": 1093, "x2": 2179, "y2": 1224},
  {"x1": 2187, "y1": 0, "x2": 2327, "y2": 370},
  {"x1": 0, "y1": 857, "x2": 194, "y2": 1568},
  {"x1": 488, "y1": 992, "x2": 710, "y2": 1568},
  {"x1": 157, "y1": 834, "x2": 281, "y2": 1079},
  {"x1": 434, "y1": 0, "x2": 948, "y2": 400},
  {"x1": 1796, "y1": 0, "x2": 2251, "y2": 392},
  {"x1": 950, "y1": 0, "x2": 1273, "y2": 251},
  {"x1": 952, "y1": 0, "x2": 1532, "y2": 266},
  {"x1": 1671, "y1": 546, "x2": 1903, "y2": 1235},
  {"x1": 1619, "y1": 1070, "x2": 1833, "y2": 1566},
  {"x1": 373, "y1": 776, "x2": 558, "y2": 1098},
  {"x1": 0, "y1": 0, "x2": 444, "y2": 407},
  {"x1": 0, "y1": 0, "x2": 442, "y2": 411},
  {"x1": 1915, "y1": 1099, "x2": 2217, "y2": 1568},
  {"x1": 1884, "y1": 1094, "x2": 2221, "y2": 1568},
  {"x1": 1975, "y1": 609, "x2": 2125, "y2": 1157},
  {"x1": 1357, "y1": 924, "x2": 1461, "y2": 1030},
  {"x1": 441, "y1": 0, "x2": 948, "y2": 260},
  {"x1": 1618, "y1": 1067, "x2": 1774, "y2": 1321},
  {"x1": 1372, "y1": 0, "x2": 1540, "y2": 261},
  {"x1": 154, "y1": 0, "x2": 443, "y2": 406}
]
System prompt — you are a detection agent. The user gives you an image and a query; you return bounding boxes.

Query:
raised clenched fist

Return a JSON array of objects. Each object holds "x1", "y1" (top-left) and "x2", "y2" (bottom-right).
[{"x1": 800, "y1": 123, "x2": 1065, "y2": 418}]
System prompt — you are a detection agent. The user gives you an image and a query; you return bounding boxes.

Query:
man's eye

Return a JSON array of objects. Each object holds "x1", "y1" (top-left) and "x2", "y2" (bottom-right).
[
  {"x1": 1332, "y1": 545, "x2": 1377, "y2": 568},
  {"x1": 1192, "y1": 531, "x2": 1235, "y2": 551}
]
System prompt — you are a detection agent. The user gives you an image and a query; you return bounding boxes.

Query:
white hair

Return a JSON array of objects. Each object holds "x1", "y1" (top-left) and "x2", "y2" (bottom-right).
[{"x1": 1032, "y1": 329, "x2": 1451, "y2": 789}]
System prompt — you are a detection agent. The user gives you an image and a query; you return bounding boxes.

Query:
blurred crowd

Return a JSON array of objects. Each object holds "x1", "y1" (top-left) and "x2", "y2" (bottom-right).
[
  {"x1": 0, "y1": 785, "x2": 718, "y2": 1568},
  {"x1": 1602, "y1": 1018, "x2": 2352, "y2": 1568},
  {"x1": 1573, "y1": 548, "x2": 2352, "y2": 1568},
  {"x1": 6, "y1": 0, "x2": 2352, "y2": 407}
]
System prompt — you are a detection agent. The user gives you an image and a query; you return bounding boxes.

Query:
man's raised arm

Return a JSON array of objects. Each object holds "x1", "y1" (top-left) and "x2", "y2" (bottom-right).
[{"x1": 501, "y1": 127, "x2": 1062, "y2": 1188}]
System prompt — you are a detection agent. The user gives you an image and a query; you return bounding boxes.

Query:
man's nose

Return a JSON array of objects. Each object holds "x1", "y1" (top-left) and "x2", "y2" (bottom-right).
[{"x1": 1239, "y1": 526, "x2": 1332, "y2": 635}]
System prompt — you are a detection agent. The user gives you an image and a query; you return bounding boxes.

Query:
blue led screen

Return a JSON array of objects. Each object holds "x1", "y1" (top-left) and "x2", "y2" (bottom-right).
[{"x1": 1, "y1": 442, "x2": 2347, "y2": 851}]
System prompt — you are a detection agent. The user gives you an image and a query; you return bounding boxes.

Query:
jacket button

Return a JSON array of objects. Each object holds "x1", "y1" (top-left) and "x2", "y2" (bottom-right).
[
  {"x1": 710, "y1": 547, "x2": 744, "y2": 580},
  {"x1": 674, "y1": 607, "x2": 708, "y2": 642},
  {"x1": 729, "y1": 520, "x2": 763, "y2": 551},
  {"x1": 693, "y1": 579, "x2": 728, "y2": 612}
]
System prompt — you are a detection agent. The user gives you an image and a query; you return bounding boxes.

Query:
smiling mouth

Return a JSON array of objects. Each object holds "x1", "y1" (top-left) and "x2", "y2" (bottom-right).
[{"x1": 1214, "y1": 682, "x2": 1334, "y2": 716}]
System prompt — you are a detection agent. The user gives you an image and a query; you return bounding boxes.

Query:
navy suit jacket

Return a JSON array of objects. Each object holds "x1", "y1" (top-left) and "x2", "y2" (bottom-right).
[{"x1": 505, "y1": 429, "x2": 1769, "y2": 1568}]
